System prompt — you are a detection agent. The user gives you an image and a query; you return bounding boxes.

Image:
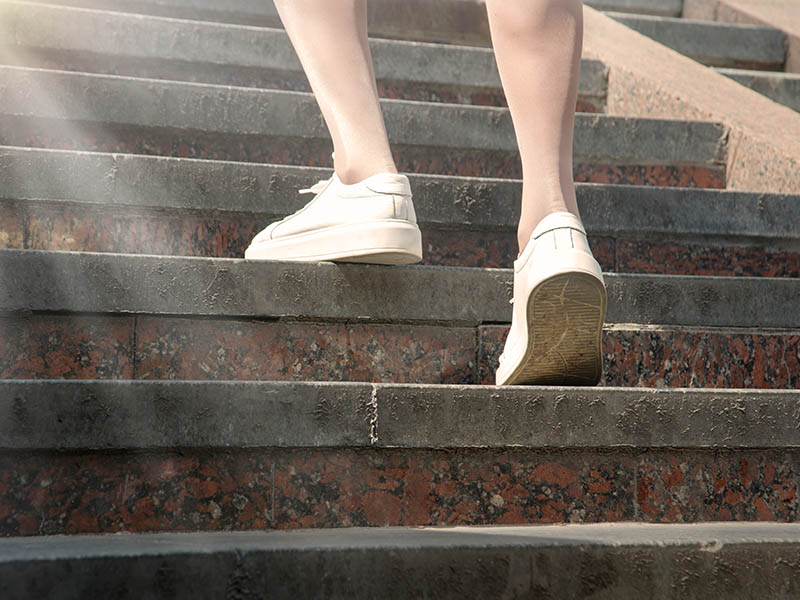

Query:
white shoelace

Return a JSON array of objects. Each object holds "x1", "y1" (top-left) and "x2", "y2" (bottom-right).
[{"x1": 298, "y1": 178, "x2": 332, "y2": 195}]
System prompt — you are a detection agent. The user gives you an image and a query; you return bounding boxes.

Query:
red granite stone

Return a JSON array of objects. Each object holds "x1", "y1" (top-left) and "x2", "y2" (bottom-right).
[
  {"x1": 574, "y1": 164, "x2": 726, "y2": 189},
  {"x1": 134, "y1": 317, "x2": 476, "y2": 384},
  {"x1": 0, "y1": 315, "x2": 134, "y2": 379},
  {"x1": 4, "y1": 448, "x2": 797, "y2": 537},
  {"x1": 421, "y1": 229, "x2": 616, "y2": 271},
  {"x1": 636, "y1": 452, "x2": 799, "y2": 522},
  {"x1": 0, "y1": 204, "x2": 24, "y2": 250},
  {"x1": 616, "y1": 239, "x2": 800, "y2": 278},
  {"x1": 478, "y1": 326, "x2": 800, "y2": 388},
  {"x1": 25, "y1": 205, "x2": 259, "y2": 258},
  {"x1": 0, "y1": 449, "x2": 636, "y2": 536}
]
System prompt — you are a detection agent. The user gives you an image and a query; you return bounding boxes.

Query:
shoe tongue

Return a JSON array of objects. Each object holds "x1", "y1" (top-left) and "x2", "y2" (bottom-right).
[{"x1": 532, "y1": 212, "x2": 585, "y2": 239}]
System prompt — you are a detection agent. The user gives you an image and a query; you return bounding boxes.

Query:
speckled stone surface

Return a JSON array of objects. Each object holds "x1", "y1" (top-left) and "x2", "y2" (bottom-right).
[
  {"x1": 616, "y1": 239, "x2": 800, "y2": 278},
  {"x1": 20, "y1": 205, "x2": 800, "y2": 277},
  {"x1": 1, "y1": 315, "x2": 798, "y2": 388},
  {"x1": 1, "y1": 118, "x2": 722, "y2": 185},
  {"x1": 0, "y1": 448, "x2": 797, "y2": 536},
  {"x1": 0, "y1": 204, "x2": 24, "y2": 250},
  {"x1": 24, "y1": 206, "x2": 260, "y2": 259},
  {"x1": 478, "y1": 326, "x2": 800, "y2": 388},
  {"x1": 134, "y1": 317, "x2": 476, "y2": 384},
  {"x1": 0, "y1": 315, "x2": 134, "y2": 379}
]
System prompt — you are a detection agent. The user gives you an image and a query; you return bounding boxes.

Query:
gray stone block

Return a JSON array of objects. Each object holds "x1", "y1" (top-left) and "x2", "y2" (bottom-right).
[
  {"x1": 2, "y1": 146, "x2": 797, "y2": 241},
  {"x1": 2, "y1": 380, "x2": 800, "y2": 450},
  {"x1": 1, "y1": 523, "x2": 800, "y2": 599},
  {"x1": 585, "y1": 0, "x2": 683, "y2": 17},
  {"x1": 0, "y1": 66, "x2": 727, "y2": 165},
  {"x1": 608, "y1": 12, "x2": 786, "y2": 68},
  {"x1": 0, "y1": 1, "x2": 607, "y2": 101},
  {"x1": 717, "y1": 68, "x2": 800, "y2": 114},
  {"x1": 0, "y1": 249, "x2": 798, "y2": 328},
  {"x1": 15, "y1": 0, "x2": 493, "y2": 45}
]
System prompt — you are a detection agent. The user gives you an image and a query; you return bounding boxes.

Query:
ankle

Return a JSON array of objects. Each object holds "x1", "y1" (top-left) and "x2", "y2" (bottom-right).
[{"x1": 334, "y1": 160, "x2": 398, "y2": 185}]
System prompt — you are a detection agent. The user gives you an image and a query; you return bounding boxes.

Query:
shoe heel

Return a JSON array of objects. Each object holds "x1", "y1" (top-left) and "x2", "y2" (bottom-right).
[{"x1": 514, "y1": 271, "x2": 607, "y2": 386}]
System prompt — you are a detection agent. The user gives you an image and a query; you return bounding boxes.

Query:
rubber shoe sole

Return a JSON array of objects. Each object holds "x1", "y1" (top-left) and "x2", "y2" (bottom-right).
[
  {"x1": 244, "y1": 219, "x2": 422, "y2": 264},
  {"x1": 499, "y1": 271, "x2": 607, "y2": 386}
]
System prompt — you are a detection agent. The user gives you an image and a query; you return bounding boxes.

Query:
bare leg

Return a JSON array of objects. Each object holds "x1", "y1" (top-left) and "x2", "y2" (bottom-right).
[
  {"x1": 485, "y1": 0, "x2": 584, "y2": 252},
  {"x1": 273, "y1": 0, "x2": 396, "y2": 183}
]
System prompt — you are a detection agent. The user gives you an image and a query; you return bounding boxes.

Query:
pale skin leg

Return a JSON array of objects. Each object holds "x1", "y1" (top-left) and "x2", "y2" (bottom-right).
[
  {"x1": 273, "y1": 0, "x2": 397, "y2": 184},
  {"x1": 274, "y1": 0, "x2": 584, "y2": 253},
  {"x1": 485, "y1": 0, "x2": 583, "y2": 251}
]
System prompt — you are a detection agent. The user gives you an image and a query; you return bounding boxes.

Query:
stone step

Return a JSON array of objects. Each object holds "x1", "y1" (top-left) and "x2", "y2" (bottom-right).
[
  {"x1": 586, "y1": 0, "x2": 683, "y2": 17},
  {"x1": 3, "y1": 524, "x2": 800, "y2": 598},
  {"x1": 0, "y1": 66, "x2": 727, "y2": 185},
  {"x1": 716, "y1": 68, "x2": 800, "y2": 114},
  {"x1": 0, "y1": 249, "x2": 797, "y2": 388},
  {"x1": 0, "y1": 1, "x2": 607, "y2": 113},
  {"x1": 1, "y1": 380, "x2": 800, "y2": 535},
  {"x1": 18, "y1": 0, "x2": 494, "y2": 46},
  {"x1": 1, "y1": 146, "x2": 798, "y2": 274},
  {"x1": 607, "y1": 12, "x2": 786, "y2": 69}
]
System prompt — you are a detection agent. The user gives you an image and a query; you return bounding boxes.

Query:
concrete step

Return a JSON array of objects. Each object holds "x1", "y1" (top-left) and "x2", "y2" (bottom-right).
[
  {"x1": 0, "y1": 249, "x2": 798, "y2": 388},
  {"x1": 607, "y1": 13, "x2": 786, "y2": 69},
  {"x1": 716, "y1": 68, "x2": 800, "y2": 114},
  {"x1": 1, "y1": 380, "x2": 800, "y2": 535},
  {"x1": 0, "y1": 66, "x2": 728, "y2": 185},
  {"x1": 17, "y1": 0, "x2": 494, "y2": 46},
  {"x1": 2, "y1": 146, "x2": 799, "y2": 274},
  {"x1": 585, "y1": 0, "x2": 683, "y2": 17},
  {"x1": 3, "y1": 524, "x2": 800, "y2": 598},
  {"x1": 0, "y1": 1, "x2": 607, "y2": 113}
]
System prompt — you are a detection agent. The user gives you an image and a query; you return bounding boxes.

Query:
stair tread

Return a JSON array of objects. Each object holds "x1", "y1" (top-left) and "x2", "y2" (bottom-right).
[
  {"x1": 606, "y1": 11, "x2": 786, "y2": 68},
  {"x1": 1, "y1": 145, "x2": 796, "y2": 241},
  {"x1": 2, "y1": 247, "x2": 799, "y2": 329},
  {"x1": 2, "y1": 379, "x2": 799, "y2": 450},
  {"x1": 0, "y1": 66, "x2": 727, "y2": 167},
  {"x1": 1, "y1": 522, "x2": 799, "y2": 600},
  {"x1": 2, "y1": 521, "x2": 800, "y2": 555},
  {"x1": 0, "y1": 1, "x2": 607, "y2": 102}
]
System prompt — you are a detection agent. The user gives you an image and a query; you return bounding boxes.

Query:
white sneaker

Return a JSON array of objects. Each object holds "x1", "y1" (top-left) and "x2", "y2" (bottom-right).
[
  {"x1": 244, "y1": 172, "x2": 423, "y2": 264},
  {"x1": 495, "y1": 211, "x2": 607, "y2": 386}
]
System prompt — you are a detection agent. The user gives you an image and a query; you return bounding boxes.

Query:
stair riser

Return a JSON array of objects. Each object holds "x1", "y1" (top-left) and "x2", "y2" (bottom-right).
[
  {"x1": 4, "y1": 203, "x2": 799, "y2": 276},
  {"x1": 1, "y1": 48, "x2": 606, "y2": 115},
  {"x1": 1, "y1": 448, "x2": 797, "y2": 536},
  {"x1": 0, "y1": 116, "x2": 726, "y2": 186},
  {"x1": 1, "y1": 315, "x2": 797, "y2": 389}
]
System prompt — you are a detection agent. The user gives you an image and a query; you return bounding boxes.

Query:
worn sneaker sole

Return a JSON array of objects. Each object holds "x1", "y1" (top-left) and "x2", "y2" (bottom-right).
[
  {"x1": 244, "y1": 220, "x2": 422, "y2": 264},
  {"x1": 498, "y1": 271, "x2": 607, "y2": 386}
]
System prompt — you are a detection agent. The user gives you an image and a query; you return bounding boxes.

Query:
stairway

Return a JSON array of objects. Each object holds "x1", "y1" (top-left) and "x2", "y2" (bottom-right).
[
  {"x1": 589, "y1": 0, "x2": 800, "y2": 113},
  {"x1": 1, "y1": 0, "x2": 799, "y2": 597}
]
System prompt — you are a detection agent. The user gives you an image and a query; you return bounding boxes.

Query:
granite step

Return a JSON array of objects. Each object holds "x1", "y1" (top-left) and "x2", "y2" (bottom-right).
[
  {"x1": 0, "y1": 1, "x2": 607, "y2": 113},
  {"x1": 1, "y1": 380, "x2": 800, "y2": 535},
  {"x1": 3, "y1": 524, "x2": 800, "y2": 598},
  {"x1": 586, "y1": 0, "x2": 683, "y2": 17},
  {"x1": 0, "y1": 249, "x2": 797, "y2": 388},
  {"x1": 716, "y1": 68, "x2": 800, "y2": 114},
  {"x1": 607, "y1": 12, "x2": 786, "y2": 69},
  {"x1": 0, "y1": 66, "x2": 728, "y2": 185},
  {"x1": 16, "y1": 0, "x2": 494, "y2": 46},
  {"x1": 1, "y1": 146, "x2": 798, "y2": 274}
]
